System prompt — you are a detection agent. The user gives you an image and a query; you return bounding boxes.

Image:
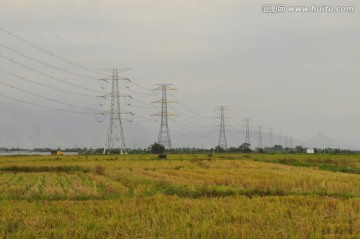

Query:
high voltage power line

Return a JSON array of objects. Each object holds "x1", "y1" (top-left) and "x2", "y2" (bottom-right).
[
  {"x1": 0, "y1": 68, "x2": 98, "y2": 97},
  {"x1": 169, "y1": 118, "x2": 215, "y2": 129},
  {"x1": 0, "y1": 79, "x2": 100, "y2": 112},
  {"x1": 171, "y1": 95, "x2": 215, "y2": 119},
  {"x1": 121, "y1": 80, "x2": 217, "y2": 134},
  {"x1": 132, "y1": 113, "x2": 157, "y2": 122},
  {"x1": 131, "y1": 81, "x2": 157, "y2": 93},
  {"x1": 0, "y1": 25, "x2": 224, "y2": 147},
  {"x1": 169, "y1": 106, "x2": 215, "y2": 129},
  {"x1": 0, "y1": 93, "x2": 96, "y2": 115},
  {"x1": 0, "y1": 54, "x2": 103, "y2": 94},
  {"x1": 125, "y1": 87, "x2": 157, "y2": 96},
  {"x1": 0, "y1": 25, "x2": 109, "y2": 117},
  {"x1": 0, "y1": 25, "x2": 299, "y2": 150},
  {"x1": 131, "y1": 81, "x2": 285, "y2": 148},
  {"x1": 132, "y1": 98, "x2": 158, "y2": 109},
  {"x1": 123, "y1": 80, "x2": 219, "y2": 142},
  {"x1": 0, "y1": 25, "x2": 106, "y2": 76},
  {"x1": 171, "y1": 120, "x2": 217, "y2": 138},
  {"x1": 169, "y1": 105, "x2": 215, "y2": 121},
  {"x1": 0, "y1": 43, "x2": 97, "y2": 80},
  {"x1": 0, "y1": 28, "x2": 109, "y2": 120}
]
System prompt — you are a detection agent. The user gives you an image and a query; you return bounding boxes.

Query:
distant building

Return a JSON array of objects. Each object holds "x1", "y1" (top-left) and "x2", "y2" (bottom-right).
[
  {"x1": 51, "y1": 150, "x2": 64, "y2": 156},
  {"x1": 306, "y1": 148, "x2": 315, "y2": 154}
]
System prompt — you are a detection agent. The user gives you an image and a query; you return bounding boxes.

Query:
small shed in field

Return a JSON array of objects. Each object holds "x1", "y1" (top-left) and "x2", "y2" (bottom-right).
[{"x1": 306, "y1": 148, "x2": 315, "y2": 154}]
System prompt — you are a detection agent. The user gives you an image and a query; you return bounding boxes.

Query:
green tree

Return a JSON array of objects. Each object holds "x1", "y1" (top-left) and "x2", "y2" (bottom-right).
[
  {"x1": 273, "y1": 145, "x2": 283, "y2": 151},
  {"x1": 295, "y1": 146, "x2": 304, "y2": 154},
  {"x1": 150, "y1": 142, "x2": 165, "y2": 154},
  {"x1": 215, "y1": 145, "x2": 225, "y2": 153},
  {"x1": 239, "y1": 143, "x2": 251, "y2": 153}
]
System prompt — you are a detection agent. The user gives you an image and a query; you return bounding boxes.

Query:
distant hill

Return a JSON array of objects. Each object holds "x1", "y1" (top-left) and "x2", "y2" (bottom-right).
[{"x1": 304, "y1": 133, "x2": 342, "y2": 148}]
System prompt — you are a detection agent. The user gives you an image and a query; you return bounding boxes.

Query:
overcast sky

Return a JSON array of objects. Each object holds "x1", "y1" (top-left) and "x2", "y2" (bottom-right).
[{"x1": 0, "y1": 0, "x2": 359, "y2": 149}]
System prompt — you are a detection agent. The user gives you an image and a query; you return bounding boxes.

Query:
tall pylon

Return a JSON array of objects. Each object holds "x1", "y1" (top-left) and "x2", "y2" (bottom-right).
[
  {"x1": 269, "y1": 127, "x2": 273, "y2": 147},
  {"x1": 258, "y1": 126, "x2": 263, "y2": 148},
  {"x1": 278, "y1": 131, "x2": 283, "y2": 146},
  {"x1": 152, "y1": 84, "x2": 177, "y2": 149},
  {"x1": 244, "y1": 118, "x2": 251, "y2": 145},
  {"x1": 100, "y1": 68, "x2": 131, "y2": 154},
  {"x1": 216, "y1": 106, "x2": 228, "y2": 149}
]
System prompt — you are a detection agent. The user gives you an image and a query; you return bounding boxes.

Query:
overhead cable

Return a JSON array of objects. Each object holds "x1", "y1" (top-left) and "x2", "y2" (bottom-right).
[{"x1": 0, "y1": 25, "x2": 106, "y2": 76}]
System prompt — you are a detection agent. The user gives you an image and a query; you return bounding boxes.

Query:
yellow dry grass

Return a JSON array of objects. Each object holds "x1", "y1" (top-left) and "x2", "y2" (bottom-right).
[{"x1": 1, "y1": 153, "x2": 360, "y2": 238}]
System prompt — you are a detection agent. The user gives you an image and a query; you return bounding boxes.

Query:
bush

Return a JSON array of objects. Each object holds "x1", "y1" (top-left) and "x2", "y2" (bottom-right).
[
  {"x1": 158, "y1": 153, "x2": 167, "y2": 159},
  {"x1": 95, "y1": 165, "x2": 106, "y2": 175},
  {"x1": 150, "y1": 142, "x2": 165, "y2": 154}
]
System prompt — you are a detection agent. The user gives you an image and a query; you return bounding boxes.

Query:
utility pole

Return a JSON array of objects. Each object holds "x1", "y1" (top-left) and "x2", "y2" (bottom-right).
[
  {"x1": 244, "y1": 118, "x2": 251, "y2": 145},
  {"x1": 100, "y1": 68, "x2": 131, "y2": 154},
  {"x1": 258, "y1": 126, "x2": 263, "y2": 148},
  {"x1": 216, "y1": 106, "x2": 228, "y2": 149},
  {"x1": 152, "y1": 84, "x2": 177, "y2": 149}
]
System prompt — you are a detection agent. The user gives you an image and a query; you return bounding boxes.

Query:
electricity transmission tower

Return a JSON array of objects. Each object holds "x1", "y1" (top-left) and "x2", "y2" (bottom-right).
[
  {"x1": 269, "y1": 127, "x2": 273, "y2": 147},
  {"x1": 216, "y1": 106, "x2": 228, "y2": 149},
  {"x1": 278, "y1": 131, "x2": 282, "y2": 146},
  {"x1": 152, "y1": 84, "x2": 177, "y2": 149},
  {"x1": 100, "y1": 68, "x2": 131, "y2": 154},
  {"x1": 258, "y1": 126, "x2": 263, "y2": 148},
  {"x1": 244, "y1": 118, "x2": 251, "y2": 145}
]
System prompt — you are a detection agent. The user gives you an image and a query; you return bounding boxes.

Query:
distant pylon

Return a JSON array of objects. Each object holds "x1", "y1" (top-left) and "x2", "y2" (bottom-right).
[
  {"x1": 269, "y1": 127, "x2": 273, "y2": 147},
  {"x1": 290, "y1": 136, "x2": 293, "y2": 148},
  {"x1": 101, "y1": 68, "x2": 131, "y2": 154},
  {"x1": 278, "y1": 131, "x2": 282, "y2": 146},
  {"x1": 217, "y1": 106, "x2": 228, "y2": 149},
  {"x1": 244, "y1": 118, "x2": 251, "y2": 145},
  {"x1": 258, "y1": 126, "x2": 263, "y2": 148},
  {"x1": 152, "y1": 84, "x2": 177, "y2": 149}
]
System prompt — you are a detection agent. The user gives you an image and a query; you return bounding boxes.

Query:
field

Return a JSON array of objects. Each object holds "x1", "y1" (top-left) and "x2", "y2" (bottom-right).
[{"x1": 1, "y1": 154, "x2": 360, "y2": 238}]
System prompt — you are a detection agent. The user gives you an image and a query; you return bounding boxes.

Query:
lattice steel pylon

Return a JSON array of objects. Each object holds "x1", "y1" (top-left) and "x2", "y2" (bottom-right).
[
  {"x1": 278, "y1": 131, "x2": 283, "y2": 146},
  {"x1": 244, "y1": 118, "x2": 251, "y2": 145},
  {"x1": 100, "y1": 68, "x2": 131, "y2": 154},
  {"x1": 216, "y1": 106, "x2": 228, "y2": 149},
  {"x1": 152, "y1": 84, "x2": 177, "y2": 149},
  {"x1": 258, "y1": 126, "x2": 263, "y2": 148},
  {"x1": 269, "y1": 127, "x2": 273, "y2": 147}
]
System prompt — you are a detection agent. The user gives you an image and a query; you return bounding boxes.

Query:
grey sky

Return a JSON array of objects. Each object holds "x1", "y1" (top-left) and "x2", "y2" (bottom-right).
[{"x1": 0, "y1": 0, "x2": 359, "y2": 149}]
